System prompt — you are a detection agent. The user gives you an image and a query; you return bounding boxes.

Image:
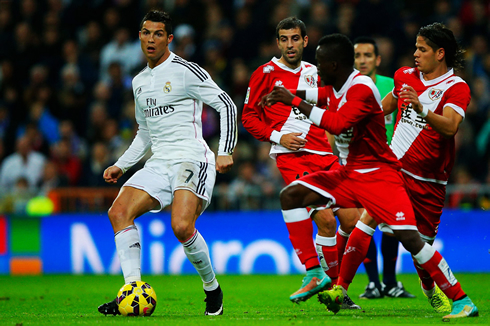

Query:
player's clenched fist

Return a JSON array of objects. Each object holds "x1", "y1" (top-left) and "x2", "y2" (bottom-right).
[{"x1": 103, "y1": 165, "x2": 123, "y2": 183}]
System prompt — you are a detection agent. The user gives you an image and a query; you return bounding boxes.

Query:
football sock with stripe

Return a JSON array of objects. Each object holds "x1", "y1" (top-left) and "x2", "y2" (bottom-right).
[
  {"x1": 182, "y1": 229, "x2": 218, "y2": 291},
  {"x1": 115, "y1": 225, "x2": 141, "y2": 284},
  {"x1": 282, "y1": 208, "x2": 319, "y2": 270},
  {"x1": 315, "y1": 234, "x2": 339, "y2": 284},
  {"x1": 338, "y1": 221, "x2": 375, "y2": 290},
  {"x1": 413, "y1": 243, "x2": 466, "y2": 301}
]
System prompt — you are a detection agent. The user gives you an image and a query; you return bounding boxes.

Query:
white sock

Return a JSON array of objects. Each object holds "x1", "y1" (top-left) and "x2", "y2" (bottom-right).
[
  {"x1": 182, "y1": 230, "x2": 218, "y2": 291},
  {"x1": 115, "y1": 225, "x2": 141, "y2": 283}
]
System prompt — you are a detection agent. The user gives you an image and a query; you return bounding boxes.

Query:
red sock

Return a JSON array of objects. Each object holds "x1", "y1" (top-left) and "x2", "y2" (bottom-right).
[
  {"x1": 336, "y1": 228, "x2": 349, "y2": 269},
  {"x1": 282, "y1": 209, "x2": 319, "y2": 270},
  {"x1": 413, "y1": 260, "x2": 435, "y2": 291},
  {"x1": 337, "y1": 223, "x2": 374, "y2": 290},
  {"x1": 415, "y1": 244, "x2": 466, "y2": 301},
  {"x1": 316, "y1": 238, "x2": 338, "y2": 284}
]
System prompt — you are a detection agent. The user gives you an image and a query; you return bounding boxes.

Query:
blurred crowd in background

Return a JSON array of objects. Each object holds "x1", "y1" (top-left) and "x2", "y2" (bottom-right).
[{"x1": 0, "y1": 0, "x2": 489, "y2": 214}]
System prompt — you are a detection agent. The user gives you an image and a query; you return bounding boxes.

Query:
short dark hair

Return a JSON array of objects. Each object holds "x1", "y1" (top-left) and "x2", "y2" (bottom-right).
[
  {"x1": 417, "y1": 22, "x2": 464, "y2": 70},
  {"x1": 276, "y1": 17, "x2": 306, "y2": 39},
  {"x1": 140, "y1": 10, "x2": 173, "y2": 36},
  {"x1": 318, "y1": 34, "x2": 354, "y2": 67},
  {"x1": 353, "y1": 36, "x2": 379, "y2": 56}
]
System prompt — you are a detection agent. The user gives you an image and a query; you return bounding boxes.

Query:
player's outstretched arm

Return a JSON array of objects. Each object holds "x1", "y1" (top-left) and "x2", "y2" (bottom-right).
[
  {"x1": 103, "y1": 166, "x2": 123, "y2": 184},
  {"x1": 216, "y1": 155, "x2": 233, "y2": 174}
]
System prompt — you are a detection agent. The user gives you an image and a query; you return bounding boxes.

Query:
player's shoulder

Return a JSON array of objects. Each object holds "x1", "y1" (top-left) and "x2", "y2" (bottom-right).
[
  {"x1": 301, "y1": 60, "x2": 317, "y2": 71},
  {"x1": 169, "y1": 54, "x2": 210, "y2": 82},
  {"x1": 350, "y1": 73, "x2": 380, "y2": 99},
  {"x1": 444, "y1": 74, "x2": 470, "y2": 95},
  {"x1": 352, "y1": 73, "x2": 376, "y2": 89},
  {"x1": 394, "y1": 66, "x2": 418, "y2": 80},
  {"x1": 132, "y1": 66, "x2": 149, "y2": 87},
  {"x1": 252, "y1": 59, "x2": 278, "y2": 75}
]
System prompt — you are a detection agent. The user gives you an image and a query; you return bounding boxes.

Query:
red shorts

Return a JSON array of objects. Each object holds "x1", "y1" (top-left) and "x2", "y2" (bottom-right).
[
  {"x1": 276, "y1": 152, "x2": 340, "y2": 185},
  {"x1": 402, "y1": 172, "x2": 445, "y2": 240},
  {"x1": 292, "y1": 166, "x2": 417, "y2": 231}
]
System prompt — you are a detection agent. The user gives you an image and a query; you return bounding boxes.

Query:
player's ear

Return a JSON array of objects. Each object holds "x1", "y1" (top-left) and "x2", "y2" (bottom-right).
[
  {"x1": 139, "y1": 31, "x2": 142, "y2": 40},
  {"x1": 376, "y1": 54, "x2": 381, "y2": 68},
  {"x1": 167, "y1": 34, "x2": 174, "y2": 44},
  {"x1": 437, "y1": 47, "x2": 445, "y2": 62},
  {"x1": 303, "y1": 35, "x2": 308, "y2": 47}
]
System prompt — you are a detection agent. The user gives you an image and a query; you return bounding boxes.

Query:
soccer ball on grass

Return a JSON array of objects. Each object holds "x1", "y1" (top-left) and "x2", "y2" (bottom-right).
[{"x1": 116, "y1": 281, "x2": 157, "y2": 316}]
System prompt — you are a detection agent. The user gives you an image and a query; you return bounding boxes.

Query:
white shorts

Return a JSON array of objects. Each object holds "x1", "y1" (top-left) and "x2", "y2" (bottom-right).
[{"x1": 123, "y1": 159, "x2": 216, "y2": 214}]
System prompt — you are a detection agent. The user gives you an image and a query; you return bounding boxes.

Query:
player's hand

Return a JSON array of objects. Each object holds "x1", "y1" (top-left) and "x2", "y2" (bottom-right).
[
  {"x1": 280, "y1": 132, "x2": 307, "y2": 151},
  {"x1": 216, "y1": 155, "x2": 234, "y2": 173},
  {"x1": 266, "y1": 86, "x2": 295, "y2": 106},
  {"x1": 259, "y1": 94, "x2": 269, "y2": 108},
  {"x1": 103, "y1": 166, "x2": 123, "y2": 184},
  {"x1": 400, "y1": 86, "x2": 423, "y2": 113}
]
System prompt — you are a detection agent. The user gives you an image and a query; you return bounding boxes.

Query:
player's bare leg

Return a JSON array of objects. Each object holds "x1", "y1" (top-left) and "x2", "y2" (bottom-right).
[
  {"x1": 172, "y1": 190, "x2": 223, "y2": 315},
  {"x1": 99, "y1": 187, "x2": 159, "y2": 316}
]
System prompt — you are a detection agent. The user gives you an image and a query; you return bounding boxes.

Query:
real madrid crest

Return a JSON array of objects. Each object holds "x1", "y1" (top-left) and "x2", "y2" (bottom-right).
[{"x1": 164, "y1": 81, "x2": 172, "y2": 93}]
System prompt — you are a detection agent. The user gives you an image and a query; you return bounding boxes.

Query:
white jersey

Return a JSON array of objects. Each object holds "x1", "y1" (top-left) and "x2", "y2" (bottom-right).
[{"x1": 115, "y1": 52, "x2": 237, "y2": 173}]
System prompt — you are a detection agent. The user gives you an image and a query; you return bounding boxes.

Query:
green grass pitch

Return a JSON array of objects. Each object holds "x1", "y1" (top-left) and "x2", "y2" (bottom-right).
[{"x1": 0, "y1": 273, "x2": 487, "y2": 325}]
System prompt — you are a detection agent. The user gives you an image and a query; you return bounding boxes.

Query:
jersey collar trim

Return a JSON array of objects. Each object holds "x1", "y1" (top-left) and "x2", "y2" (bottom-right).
[
  {"x1": 333, "y1": 69, "x2": 360, "y2": 98},
  {"x1": 271, "y1": 57, "x2": 303, "y2": 73},
  {"x1": 418, "y1": 68, "x2": 454, "y2": 87},
  {"x1": 149, "y1": 51, "x2": 175, "y2": 72}
]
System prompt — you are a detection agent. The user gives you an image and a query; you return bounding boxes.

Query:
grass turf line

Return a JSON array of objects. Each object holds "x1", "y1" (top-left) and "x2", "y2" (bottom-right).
[{"x1": 0, "y1": 273, "x2": 487, "y2": 325}]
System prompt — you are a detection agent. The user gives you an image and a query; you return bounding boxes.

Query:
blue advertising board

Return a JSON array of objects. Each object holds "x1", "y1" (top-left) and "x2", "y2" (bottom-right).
[{"x1": 34, "y1": 209, "x2": 490, "y2": 275}]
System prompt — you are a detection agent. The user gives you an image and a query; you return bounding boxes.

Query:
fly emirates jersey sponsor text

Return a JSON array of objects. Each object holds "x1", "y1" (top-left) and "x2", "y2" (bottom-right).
[
  {"x1": 391, "y1": 67, "x2": 470, "y2": 184},
  {"x1": 242, "y1": 57, "x2": 332, "y2": 159}
]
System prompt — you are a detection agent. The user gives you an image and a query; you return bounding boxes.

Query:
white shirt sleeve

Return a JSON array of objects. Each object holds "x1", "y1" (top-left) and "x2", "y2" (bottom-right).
[
  {"x1": 114, "y1": 100, "x2": 151, "y2": 173},
  {"x1": 184, "y1": 67, "x2": 237, "y2": 156},
  {"x1": 305, "y1": 89, "x2": 319, "y2": 104}
]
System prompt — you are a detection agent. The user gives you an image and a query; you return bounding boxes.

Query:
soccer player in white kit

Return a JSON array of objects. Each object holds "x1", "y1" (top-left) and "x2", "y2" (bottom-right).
[{"x1": 98, "y1": 10, "x2": 237, "y2": 316}]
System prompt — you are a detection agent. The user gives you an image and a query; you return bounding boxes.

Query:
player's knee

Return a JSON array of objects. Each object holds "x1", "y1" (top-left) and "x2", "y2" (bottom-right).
[
  {"x1": 108, "y1": 205, "x2": 131, "y2": 226},
  {"x1": 394, "y1": 230, "x2": 424, "y2": 254},
  {"x1": 171, "y1": 219, "x2": 195, "y2": 242}
]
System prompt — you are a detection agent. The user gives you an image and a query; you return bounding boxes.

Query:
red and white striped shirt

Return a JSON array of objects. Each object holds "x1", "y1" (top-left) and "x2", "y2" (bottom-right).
[
  {"x1": 391, "y1": 67, "x2": 470, "y2": 184},
  {"x1": 242, "y1": 57, "x2": 332, "y2": 159}
]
